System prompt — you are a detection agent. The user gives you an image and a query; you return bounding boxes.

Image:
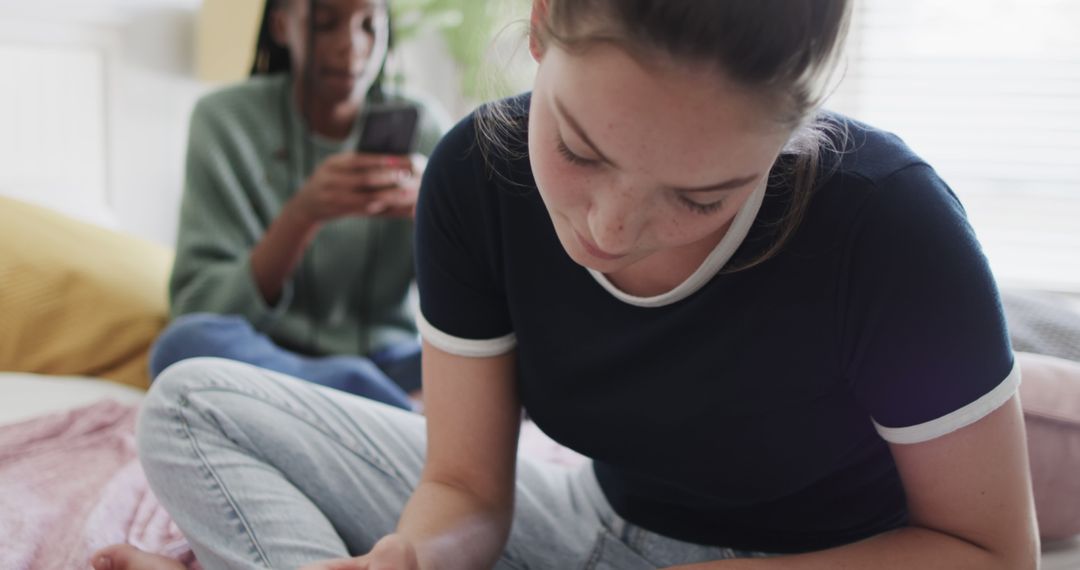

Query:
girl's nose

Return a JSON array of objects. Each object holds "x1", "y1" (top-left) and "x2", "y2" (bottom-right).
[
  {"x1": 586, "y1": 186, "x2": 648, "y2": 255},
  {"x1": 332, "y1": 18, "x2": 373, "y2": 56}
]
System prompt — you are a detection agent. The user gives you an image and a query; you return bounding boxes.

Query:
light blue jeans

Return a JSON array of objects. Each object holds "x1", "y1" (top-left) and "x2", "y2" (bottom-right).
[
  {"x1": 149, "y1": 313, "x2": 418, "y2": 409},
  {"x1": 139, "y1": 358, "x2": 772, "y2": 569}
]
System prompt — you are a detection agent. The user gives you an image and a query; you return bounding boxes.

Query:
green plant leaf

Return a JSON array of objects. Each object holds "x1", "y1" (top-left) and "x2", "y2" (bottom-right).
[{"x1": 392, "y1": 0, "x2": 530, "y2": 99}]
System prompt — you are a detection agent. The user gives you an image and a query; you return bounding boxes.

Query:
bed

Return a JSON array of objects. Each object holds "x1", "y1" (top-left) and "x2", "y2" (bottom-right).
[
  {"x1": 0, "y1": 372, "x2": 584, "y2": 570},
  {"x1": 2, "y1": 195, "x2": 1079, "y2": 569},
  {"x1": 0, "y1": 374, "x2": 195, "y2": 569}
]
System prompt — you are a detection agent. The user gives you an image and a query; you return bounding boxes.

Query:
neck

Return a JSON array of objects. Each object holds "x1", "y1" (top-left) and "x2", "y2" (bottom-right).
[{"x1": 293, "y1": 79, "x2": 363, "y2": 140}]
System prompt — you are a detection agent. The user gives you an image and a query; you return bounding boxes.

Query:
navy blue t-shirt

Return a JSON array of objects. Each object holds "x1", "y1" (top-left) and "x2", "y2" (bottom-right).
[{"x1": 414, "y1": 94, "x2": 1017, "y2": 554}]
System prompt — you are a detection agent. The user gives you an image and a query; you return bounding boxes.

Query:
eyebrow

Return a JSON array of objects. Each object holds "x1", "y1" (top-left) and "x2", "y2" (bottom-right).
[{"x1": 552, "y1": 96, "x2": 761, "y2": 194}]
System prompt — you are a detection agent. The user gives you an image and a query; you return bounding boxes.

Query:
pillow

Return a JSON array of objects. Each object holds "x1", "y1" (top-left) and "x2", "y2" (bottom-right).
[
  {"x1": 1019, "y1": 352, "x2": 1080, "y2": 540},
  {"x1": 0, "y1": 372, "x2": 144, "y2": 426},
  {"x1": 0, "y1": 196, "x2": 172, "y2": 389},
  {"x1": 1004, "y1": 289, "x2": 1080, "y2": 362}
]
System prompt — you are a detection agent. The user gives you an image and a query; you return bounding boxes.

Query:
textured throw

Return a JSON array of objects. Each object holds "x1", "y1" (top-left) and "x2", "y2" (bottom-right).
[
  {"x1": 0, "y1": 399, "x2": 581, "y2": 569},
  {"x1": 1003, "y1": 290, "x2": 1080, "y2": 362},
  {"x1": 0, "y1": 400, "x2": 195, "y2": 570}
]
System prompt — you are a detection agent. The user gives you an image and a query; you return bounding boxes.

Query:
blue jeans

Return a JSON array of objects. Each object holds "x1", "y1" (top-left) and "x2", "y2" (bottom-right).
[
  {"x1": 149, "y1": 313, "x2": 417, "y2": 410},
  {"x1": 139, "y1": 358, "x2": 773, "y2": 569}
]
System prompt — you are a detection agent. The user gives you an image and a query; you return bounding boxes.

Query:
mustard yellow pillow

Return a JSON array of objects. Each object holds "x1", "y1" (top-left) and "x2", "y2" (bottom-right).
[{"x1": 0, "y1": 196, "x2": 172, "y2": 389}]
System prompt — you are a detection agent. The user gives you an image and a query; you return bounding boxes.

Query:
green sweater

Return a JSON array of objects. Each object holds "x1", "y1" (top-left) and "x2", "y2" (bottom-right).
[{"x1": 170, "y1": 73, "x2": 449, "y2": 356}]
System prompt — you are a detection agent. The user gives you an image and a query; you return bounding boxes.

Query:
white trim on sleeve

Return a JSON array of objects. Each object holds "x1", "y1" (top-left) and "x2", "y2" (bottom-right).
[
  {"x1": 416, "y1": 311, "x2": 516, "y2": 358},
  {"x1": 873, "y1": 361, "x2": 1022, "y2": 445}
]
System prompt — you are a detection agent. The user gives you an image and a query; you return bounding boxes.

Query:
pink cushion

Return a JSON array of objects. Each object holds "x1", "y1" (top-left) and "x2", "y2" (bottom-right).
[{"x1": 1020, "y1": 352, "x2": 1080, "y2": 540}]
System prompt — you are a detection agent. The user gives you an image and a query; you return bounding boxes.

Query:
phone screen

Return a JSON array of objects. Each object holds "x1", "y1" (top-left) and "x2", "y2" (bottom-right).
[{"x1": 356, "y1": 103, "x2": 420, "y2": 156}]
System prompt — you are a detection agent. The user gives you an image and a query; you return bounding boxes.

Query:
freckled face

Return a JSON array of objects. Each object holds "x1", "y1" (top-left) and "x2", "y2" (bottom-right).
[{"x1": 527, "y1": 43, "x2": 792, "y2": 274}]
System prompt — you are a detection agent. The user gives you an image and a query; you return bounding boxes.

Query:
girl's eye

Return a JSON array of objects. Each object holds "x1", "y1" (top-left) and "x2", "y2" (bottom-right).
[
  {"x1": 678, "y1": 195, "x2": 725, "y2": 215},
  {"x1": 555, "y1": 137, "x2": 600, "y2": 168}
]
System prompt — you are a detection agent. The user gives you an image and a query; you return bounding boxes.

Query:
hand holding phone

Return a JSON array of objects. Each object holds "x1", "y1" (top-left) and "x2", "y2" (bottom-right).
[
  {"x1": 284, "y1": 101, "x2": 423, "y2": 221},
  {"x1": 287, "y1": 152, "x2": 424, "y2": 224}
]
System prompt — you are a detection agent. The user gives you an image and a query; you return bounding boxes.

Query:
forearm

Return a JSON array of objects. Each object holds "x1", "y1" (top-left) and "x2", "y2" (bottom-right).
[
  {"x1": 250, "y1": 201, "x2": 319, "y2": 305},
  {"x1": 668, "y1": 525, "x2": 1035, "y2": 570},
  {"x1": 395, "y1": 479, "x2": 513, "y2": 570}
]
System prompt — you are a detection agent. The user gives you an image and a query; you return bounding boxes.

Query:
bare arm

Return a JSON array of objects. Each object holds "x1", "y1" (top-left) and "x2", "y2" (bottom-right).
[
  {"x1": 670, "y1": 394, "x2": 1039, "y2": 570},
  {"x1": 249, "y1": 201, "x2": 319, "y2": 305},
  {"x1": 391, "y1": 341, "x2": 521, "y2": 570},
  {"x1": 251, "y1": 153, "x2": 424, "y2": 304}
]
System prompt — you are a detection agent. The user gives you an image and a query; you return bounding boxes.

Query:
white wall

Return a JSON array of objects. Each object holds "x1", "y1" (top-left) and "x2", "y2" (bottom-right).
[
  {"x1": 396, "y1": 31, "x2": 471, "y2": 120},
  {"x1": 0, "y1": 0, "x2": 481, "y2": 247},
  {"x1": 826, "y1": 0, "x2": 1080, "y2": 293},
  {"x1": 108, "y1": 3, "x2": 208, "y2": 246},
  {"x1": 0, "y1": 0, "x2": 208, "y2": 247}
]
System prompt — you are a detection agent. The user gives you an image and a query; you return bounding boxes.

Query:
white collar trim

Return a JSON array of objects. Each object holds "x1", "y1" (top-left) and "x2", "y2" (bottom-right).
[{"x1": 587, "y1": 181, "x2": 767, "y2": 308}]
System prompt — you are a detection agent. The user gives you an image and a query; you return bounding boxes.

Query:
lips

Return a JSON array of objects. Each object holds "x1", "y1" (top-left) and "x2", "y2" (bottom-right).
[
  {"x1": 323, "y1": 71, "x2": 357, "y2": 80},
  {"x1": 321, "y1": 67, "x2": 363, "y2": 83},
  {"x1": 575, "y1": 230, "x2": 625, "y2": 261}
]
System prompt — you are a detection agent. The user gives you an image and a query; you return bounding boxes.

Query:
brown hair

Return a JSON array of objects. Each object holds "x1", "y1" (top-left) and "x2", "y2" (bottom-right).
[{"x1": 479, "y1": 0, "x2": 853, "y2": 270}]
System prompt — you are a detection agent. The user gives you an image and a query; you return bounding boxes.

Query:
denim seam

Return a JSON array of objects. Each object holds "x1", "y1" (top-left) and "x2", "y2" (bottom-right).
[
  {"x1": 583, "y1": 530, "x2": 607, "y2": 570},
  {"x1": 178, "y1": 384, "x2": 529, "y2": 569},
  {"x1": 185, "y1": 385, "x2": 413, "y2": 491},
  {"x1": 304, "y1": 385, "x2": 414, "y2": 487},
  {"x1": 167, "y1": 380, "x2": 555, "y2": 569},
  {"x1": 626, "y1": 525, "x2": 645, "y2": 552},
  {"x1": 497, "y1": 549, "x2": 529, "y2": 570},
  {"x1": 176, "y1": 393, "x2": 273, "y2": 568}
]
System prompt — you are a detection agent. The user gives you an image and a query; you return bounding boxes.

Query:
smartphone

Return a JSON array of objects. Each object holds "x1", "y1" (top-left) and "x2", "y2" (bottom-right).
[{"x1": 356, "y1": 102, "x2": 421, "y2": 156}]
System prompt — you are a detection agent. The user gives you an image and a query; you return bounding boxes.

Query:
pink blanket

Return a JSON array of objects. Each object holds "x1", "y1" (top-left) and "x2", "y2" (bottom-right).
[
  {"x1": 0, "y1": 400, "x2": 195, "y2": 570},
  {"x1": 0, "y1": 400, "x2": 583, "y2": 570}
]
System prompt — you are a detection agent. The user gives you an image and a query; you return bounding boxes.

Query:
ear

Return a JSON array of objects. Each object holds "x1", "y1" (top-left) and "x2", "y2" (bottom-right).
[{"x1": 528, "y1": 0, "x2": 549, "y2": 62}]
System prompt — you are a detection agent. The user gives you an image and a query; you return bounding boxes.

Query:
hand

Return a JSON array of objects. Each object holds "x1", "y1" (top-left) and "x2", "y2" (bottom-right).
[
  {"x1": 364, "y1": 153, "x2": 427, "y2": 220},
  {"x1": 285, "y1": 153, "x2": 425, "y2": 226},
  {"x1": 300, "y1": 534, "x2": 422, "y2": 570}
]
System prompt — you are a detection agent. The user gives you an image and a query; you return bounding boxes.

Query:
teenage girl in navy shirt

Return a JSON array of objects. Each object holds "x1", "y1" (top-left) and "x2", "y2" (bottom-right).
[{"x1": 93, "y1": 1, "x2": 1038, "y2": 569}]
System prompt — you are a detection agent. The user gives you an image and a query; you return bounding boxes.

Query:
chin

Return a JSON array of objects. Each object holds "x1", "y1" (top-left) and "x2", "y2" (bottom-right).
[{"x1": 311, "y1": 80, "x2": 356, "y2": 104}]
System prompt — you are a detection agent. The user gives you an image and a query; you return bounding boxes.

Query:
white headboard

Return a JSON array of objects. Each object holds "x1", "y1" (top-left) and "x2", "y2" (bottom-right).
[
  {"x1": 0, "y1": 42, "x2": 114, "y2": 228},
  {"x1": 0, "y1": 1, "x2": 207, "y2": 247}
]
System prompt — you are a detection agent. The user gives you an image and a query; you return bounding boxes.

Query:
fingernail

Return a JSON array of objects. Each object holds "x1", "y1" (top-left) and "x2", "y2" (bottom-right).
[{"x1": 94, "y1": 555, "x2": 112, "y2": 570}]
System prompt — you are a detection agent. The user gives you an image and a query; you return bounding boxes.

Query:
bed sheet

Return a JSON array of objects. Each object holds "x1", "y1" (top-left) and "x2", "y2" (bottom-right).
[
  {"x1": 0, "y1": 373, "x2": 144, "y2": 426},
  {"x1": 1, "y1": 374, "x2": 1077, "y2": 569}
]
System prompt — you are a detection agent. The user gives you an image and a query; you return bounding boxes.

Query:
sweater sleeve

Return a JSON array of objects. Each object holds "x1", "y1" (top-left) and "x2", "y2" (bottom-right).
[{"x1": 168, "y1": 97, "x2": 293, "y2": 328}]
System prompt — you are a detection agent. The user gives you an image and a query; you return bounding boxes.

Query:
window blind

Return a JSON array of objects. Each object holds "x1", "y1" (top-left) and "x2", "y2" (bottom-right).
[{"x1": 828, "y1": 0, "x2": 1080, "y2": 291}]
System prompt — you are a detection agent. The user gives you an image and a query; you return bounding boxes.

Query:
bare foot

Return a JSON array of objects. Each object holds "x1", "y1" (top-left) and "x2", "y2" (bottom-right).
[{"x1": 91, "y1": 545, "x2": 186, "y2": 570}]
